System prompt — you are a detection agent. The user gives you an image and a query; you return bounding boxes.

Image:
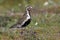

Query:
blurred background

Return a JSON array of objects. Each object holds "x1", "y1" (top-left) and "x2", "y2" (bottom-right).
[{"x1": 0, "y1": 0, "x2": 60, "y2": 40}]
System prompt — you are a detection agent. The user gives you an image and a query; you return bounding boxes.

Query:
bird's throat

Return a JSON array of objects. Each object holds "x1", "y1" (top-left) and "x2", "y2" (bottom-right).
[{"x1": 26, "y1": 10, "x2": 31, "y2": 19}]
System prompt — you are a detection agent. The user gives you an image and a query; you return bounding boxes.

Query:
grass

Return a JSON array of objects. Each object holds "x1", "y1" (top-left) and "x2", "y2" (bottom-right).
[
  {"x1": 0, "y1": 12, "x2": 60, "y2": 40},
  {"x1": 0, "y1": 0, "x2": 60, "y2": 40}
]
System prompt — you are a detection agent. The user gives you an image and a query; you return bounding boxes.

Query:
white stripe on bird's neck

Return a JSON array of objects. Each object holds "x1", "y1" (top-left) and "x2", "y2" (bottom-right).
[
  {"x1": 26, "y1": 10, "x2": 31, "y2": 19},
  {"x1": 20, "y1": 10, "x2": 31, "y2": 27}
]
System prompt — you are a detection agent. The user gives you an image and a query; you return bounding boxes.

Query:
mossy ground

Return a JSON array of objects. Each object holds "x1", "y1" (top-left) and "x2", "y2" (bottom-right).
[{"x1": 0, "y1": 0, "x2": 60, "y2": 40}]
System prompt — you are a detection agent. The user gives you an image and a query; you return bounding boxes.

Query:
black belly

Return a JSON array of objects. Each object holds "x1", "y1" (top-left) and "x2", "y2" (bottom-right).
[{"x1": 21, "y1": 19, "x2": 31, "y2": 27}]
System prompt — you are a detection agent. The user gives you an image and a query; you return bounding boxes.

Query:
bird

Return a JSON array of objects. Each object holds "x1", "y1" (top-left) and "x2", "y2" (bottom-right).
[{"x1": 10, "y1": 6, "x2": 32, "y2": 28}]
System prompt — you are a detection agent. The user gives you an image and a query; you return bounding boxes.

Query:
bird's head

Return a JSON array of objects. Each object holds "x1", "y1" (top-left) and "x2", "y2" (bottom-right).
[{"x1": 26, "y1": 6, "x2": 32, "y2": 11}]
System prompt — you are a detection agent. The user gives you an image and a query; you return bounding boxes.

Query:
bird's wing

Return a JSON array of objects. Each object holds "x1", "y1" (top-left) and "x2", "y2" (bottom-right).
[{"x1": 10, "y1": 14, "x2": 27, "y2": 28}]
